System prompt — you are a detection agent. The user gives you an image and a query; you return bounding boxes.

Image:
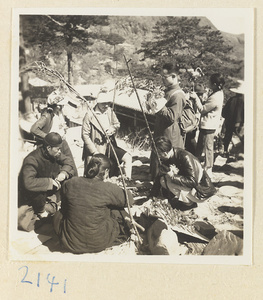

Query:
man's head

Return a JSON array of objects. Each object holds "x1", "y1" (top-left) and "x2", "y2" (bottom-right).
[
  {"x1": 161, "y1": 63, "x2": 179, "y2": 87},
  {"x1": 194, "y1": 83, "x2": 206, "y2": 96},
  {"x1": 209, "y1": 73, "x2": 225, "y2": 91},
  {"x1": 85, "y1": 154, "x2": 111, "y2": 180},
  {"x1": 43, "y1": 132, "x2": 63, "y2": 158},
  {"x1": 193, "y1": 83, "x2": 208, "y2": 101},
  {"x1": 154, "y1": 136, "x2": 173, "y2": 162},
  {"x1": 96, "y1": 91, "x2": 113, "y2": 113},
  {"x1": 47, "y1": 90, "x2": 68, "y2": 106}
]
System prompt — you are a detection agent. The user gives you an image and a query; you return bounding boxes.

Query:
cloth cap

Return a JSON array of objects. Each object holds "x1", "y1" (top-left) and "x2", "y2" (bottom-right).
[
  {"x1": 43, "y1": 132, "x2": 62, "y2": 147},
  {"x1": 96, "y1": 91, "x2": 114, "y2": 103},
  {"x1": 230, "y1": 80, "x2": 245, "y2": 94},
  {"x1": 47, "y1": 90, "x2": 69, "y2": 106}
]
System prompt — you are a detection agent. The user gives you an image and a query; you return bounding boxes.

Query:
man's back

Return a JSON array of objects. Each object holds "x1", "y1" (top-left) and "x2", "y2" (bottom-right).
[{"x1": 59, "y1": 177, "x2": 130, "y2": 254}]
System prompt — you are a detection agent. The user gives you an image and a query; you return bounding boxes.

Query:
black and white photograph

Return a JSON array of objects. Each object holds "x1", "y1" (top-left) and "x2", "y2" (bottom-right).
[{"x1": 10, "y1": 7, "x2": 253, "y2": 264}]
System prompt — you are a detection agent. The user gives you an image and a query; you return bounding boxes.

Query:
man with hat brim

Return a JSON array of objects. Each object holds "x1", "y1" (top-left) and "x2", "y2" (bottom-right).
[
  {"x1": 30, "y1": 89, "x2": 78, "y2": 176},
  {"x1": 82, "y1": 90, "x2": 132, "y2": 179},
  {"x1": 18, "y1": 132, "x2": 76, "y2": 232},
  {"x1": 221, "y1": 80, "x2": 244, "y2": 156}
]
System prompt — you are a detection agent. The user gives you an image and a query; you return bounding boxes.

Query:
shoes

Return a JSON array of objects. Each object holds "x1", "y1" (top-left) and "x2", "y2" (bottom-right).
[{"x1": 173, "y1": 201, "x2": 197, "y2": 211}]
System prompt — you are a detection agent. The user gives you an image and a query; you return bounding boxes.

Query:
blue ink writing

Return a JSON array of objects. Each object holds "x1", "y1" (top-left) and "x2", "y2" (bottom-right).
[
  {"x1": 64, "y1": 279, "x2": 67, "y2": 294},
  {"x1": 37, "y1": 272, "x2": 40, "y2": 287},
  {"x1": 18, "y1": 266, "x2": 67, "y2": 293},
  {"x1": 47, "y1": 274, "x2": 59, "y2": 293},
  {"x1": 18, "y1": 266, "x2": 32, "y2": 284}
]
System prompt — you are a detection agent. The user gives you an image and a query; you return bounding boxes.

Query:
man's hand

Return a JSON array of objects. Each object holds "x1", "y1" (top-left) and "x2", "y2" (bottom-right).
[
  {"x1": 105, "y1": 127, "x2": 116, "y2": 136},
  {"x1": 52, "y1": 179, "x2": 61, "y2": 190},
  {"x1": 159, "y1": 163, "x2": 170, "y2": 176},
  {"x1": 55, "y1": 171, "x2": 68, "y2": 182},
  {"x1": 189, "y1": 91, "x2": 198, "y2": 100}
]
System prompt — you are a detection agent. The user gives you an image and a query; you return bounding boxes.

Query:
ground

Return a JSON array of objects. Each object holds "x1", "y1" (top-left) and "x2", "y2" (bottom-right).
[{"x1": 11, "y1": 126, "x2": 245, "y2": 259}]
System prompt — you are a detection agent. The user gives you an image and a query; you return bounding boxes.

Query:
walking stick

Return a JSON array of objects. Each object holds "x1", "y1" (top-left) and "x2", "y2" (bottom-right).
[
  {"x1": 21, "y1": 61, "x2": 143, "y2": 245},
  {"x1": 123, "y1": 55, "x2": 161, "y2": 166}
]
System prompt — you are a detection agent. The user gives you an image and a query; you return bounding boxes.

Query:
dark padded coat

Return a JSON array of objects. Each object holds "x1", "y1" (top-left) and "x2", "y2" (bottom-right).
[
  {"x1": 151, "y1": 148, "x2": 215, "y2": 199},
  {"x1": 153, "y1": 84, "x2": 186, "y2": 148},
  {"x1": 57, "y1": 177, "x2": 134, "y2": 254},
  {"x1": 150, "y1": 84, "x2": 186, "y2": 180},
  {"x1": 30, "y1": 108, "x2": 78, "y2": 175},
  {"x1": 18, "y1": 147, "x2": 76, "y2": 213}
]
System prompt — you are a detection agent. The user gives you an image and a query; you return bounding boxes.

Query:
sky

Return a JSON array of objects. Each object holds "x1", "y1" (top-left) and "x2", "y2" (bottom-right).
[{"x1": 206, "y1": 16, "x2": 245, "y2": 35}]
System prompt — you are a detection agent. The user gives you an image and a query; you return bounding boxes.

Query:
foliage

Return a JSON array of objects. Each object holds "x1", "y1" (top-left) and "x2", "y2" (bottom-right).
[
  {"x1": 20, "y1": 15, "x2": 114, "y2": 83},
  {"x1": 138, "y1": 16, "x2": 243, "y2": 92},
  {"x1": 20, "y1": 15, "x2": 244, "y2": 101}
]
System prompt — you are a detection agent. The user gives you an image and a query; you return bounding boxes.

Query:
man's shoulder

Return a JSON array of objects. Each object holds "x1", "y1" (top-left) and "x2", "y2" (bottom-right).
[
  {"x1": 23, "y1": 148, "x2": 44, "y2": 165},
  {"x1": 167, "y1": 88, "x2": 186, "y2": 101},
  {"x1": 65, "y1": 176, "x2": 85, "y2": 185},
  {"x1": 174, "y1": 147, "x2": 198, "y2": 161}
]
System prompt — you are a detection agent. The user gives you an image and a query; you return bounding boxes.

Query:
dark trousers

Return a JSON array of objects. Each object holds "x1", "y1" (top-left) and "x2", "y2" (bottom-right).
[{"x1": 185, "y1": 129, "x2": 197, "y2": 155}]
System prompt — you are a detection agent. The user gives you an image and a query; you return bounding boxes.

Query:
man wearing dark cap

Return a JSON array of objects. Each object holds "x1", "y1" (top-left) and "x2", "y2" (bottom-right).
[
  {"x1": 221, "y1": 80, "x2": 244, "y2": 156},
  {"x1": 18, "y1": 132, "x2": 76, "y2": 231},
  {"x1": 150, "y1": 62, "x2": 186, "y2": 180}
]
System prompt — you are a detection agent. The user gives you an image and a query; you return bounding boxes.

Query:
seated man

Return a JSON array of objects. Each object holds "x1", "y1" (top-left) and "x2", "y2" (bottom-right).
[
  {"x1": 82, "y1": 90, "x2": 132, "y2": 179},
  {"x1": 150, "y1": 136, "x2": 216, "y2": 210},
  {"x1": 18, "y1": 132, "x2": 76, "y2": 231},
  {"x1": 53, "y1": 154, "x2": 134, "y2": 254}
]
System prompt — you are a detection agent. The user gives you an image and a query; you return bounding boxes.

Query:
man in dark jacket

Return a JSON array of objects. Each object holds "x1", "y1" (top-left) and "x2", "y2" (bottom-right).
[
  {"x1": 30, "y1": 90, "x2": 78, "y2": 175},
  {"x1": 222, "y1": 80, "x2": 244, "y2": 156},
  {"x1": 150, "y1": 136, "x2": 216, "y2": 210},
  {"x1": 53, "y1": 154, "x2": 134, "y2": 254},
  {"x1": 150, "y1": 63, "x2": 186, "y2": 180},
  {"x1": 18, "y1": 132, "x2": 76, "y2": 231}
]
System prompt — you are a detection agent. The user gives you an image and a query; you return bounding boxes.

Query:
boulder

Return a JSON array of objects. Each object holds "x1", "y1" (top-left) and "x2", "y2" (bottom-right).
[
  {"x1": 147, "y1": 219, "x2": 180, "y2": 255},
  {"x1": 202, "y1": 230, "x2": 243, "y2": 255}
]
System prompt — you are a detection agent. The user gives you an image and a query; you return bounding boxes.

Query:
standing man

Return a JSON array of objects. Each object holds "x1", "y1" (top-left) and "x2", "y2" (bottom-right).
[
  {"x1": 18, "y1": 132, "x2": 76, "y2": 231},
  {"x1": 221, "y1": 80, "x2": 244, "y2": 156},
  {"x1": 150, "y1": 63, "x2": 186, "y2": 180},
  {"x1": 82, "y1": 90, "x2": 132, "y2": 179}
]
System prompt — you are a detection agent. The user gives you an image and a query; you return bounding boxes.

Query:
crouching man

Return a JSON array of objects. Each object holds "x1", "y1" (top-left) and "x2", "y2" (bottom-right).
[
  {"x1": 18, "y1": 132, "x2": 76, "y2": 231},
  {"x1": 150, "y1": 136, "x2": 216, "y2": 210},
  {"x1": 53, "y1": 154, "x2": 134, "y2": 254}
]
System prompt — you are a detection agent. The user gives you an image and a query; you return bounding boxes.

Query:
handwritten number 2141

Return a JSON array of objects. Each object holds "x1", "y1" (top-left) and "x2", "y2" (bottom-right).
[{"x1": 18, "y1": 266, "x2": 67, "y2": 293}]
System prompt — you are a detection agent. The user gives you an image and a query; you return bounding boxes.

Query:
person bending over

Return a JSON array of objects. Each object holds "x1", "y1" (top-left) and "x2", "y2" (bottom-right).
[
  {"x1": 150, "y1": 136, "x2": 216, "y2": 210},
  {"x1": 53, "y1": 154, "x2": 134, "y2": 254}
]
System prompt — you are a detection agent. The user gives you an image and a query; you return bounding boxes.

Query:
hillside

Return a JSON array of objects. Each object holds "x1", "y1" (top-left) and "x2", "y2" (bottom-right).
[{"x1": 76, "y1": 16, "x2": 244, "y2": 84}]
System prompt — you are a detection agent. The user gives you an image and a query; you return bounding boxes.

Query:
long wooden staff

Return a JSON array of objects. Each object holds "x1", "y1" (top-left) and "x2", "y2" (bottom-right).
[
  {"x1": 123, "y1": 55, "x2": 161, "y2": 166},
  {"x1": 20, "y1": 61, "x2": 143, "y2": 245}
]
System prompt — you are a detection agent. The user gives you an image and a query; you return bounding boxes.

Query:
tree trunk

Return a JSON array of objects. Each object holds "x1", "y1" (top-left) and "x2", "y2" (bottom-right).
[{"x1": 67, "y1": 51, "x2": 73, "y2": 84}]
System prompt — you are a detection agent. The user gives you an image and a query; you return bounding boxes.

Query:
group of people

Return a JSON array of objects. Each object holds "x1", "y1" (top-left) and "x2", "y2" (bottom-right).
[
  {"x1": 17, "y1": 62, "x2": 244, "y2": 254},
  {"x1": 153, "y1": 63, "x2": 244, "y2": 209}
]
